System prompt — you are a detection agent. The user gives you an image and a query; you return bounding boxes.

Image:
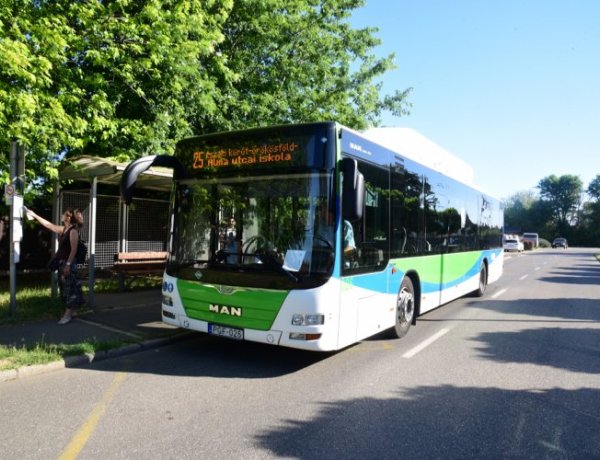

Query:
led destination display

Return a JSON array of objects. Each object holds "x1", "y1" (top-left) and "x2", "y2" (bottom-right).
[
  {"x1": 192, "y1": 141, "x2": 301, "y2": 170},
  {"x1": 175, "y1": 123, "x2": 336, "y2": 174}
]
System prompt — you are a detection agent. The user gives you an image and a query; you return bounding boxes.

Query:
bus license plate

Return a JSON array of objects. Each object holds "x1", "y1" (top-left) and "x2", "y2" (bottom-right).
[{"x1": 208, "y1": 324, "x2": 244, "y2": 341}]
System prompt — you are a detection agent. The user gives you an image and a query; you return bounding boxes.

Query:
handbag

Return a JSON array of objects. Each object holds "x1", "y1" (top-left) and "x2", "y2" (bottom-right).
[{"x1": 76, "y1": 240, "x2": 88, "y2": 264}]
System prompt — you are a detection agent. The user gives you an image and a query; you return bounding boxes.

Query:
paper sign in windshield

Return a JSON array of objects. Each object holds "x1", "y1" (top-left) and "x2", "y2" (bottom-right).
[{"x1": 282, "y1": 250, "x2": 306, "y2": 272}]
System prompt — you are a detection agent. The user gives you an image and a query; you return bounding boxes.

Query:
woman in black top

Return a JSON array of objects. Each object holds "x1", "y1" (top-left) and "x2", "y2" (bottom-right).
[{"x1": 26, "y1": 207, "x2": 85, "y2": 324}]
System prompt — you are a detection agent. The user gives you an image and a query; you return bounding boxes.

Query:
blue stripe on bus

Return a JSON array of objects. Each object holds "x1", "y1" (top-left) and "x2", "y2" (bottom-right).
[{"x1": 339, "y1": 249, "x2": 501, "y2": 295}]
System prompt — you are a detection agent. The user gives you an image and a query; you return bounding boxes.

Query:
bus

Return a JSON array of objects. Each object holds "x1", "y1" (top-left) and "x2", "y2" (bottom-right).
[{"x1": 121, "y1": 122, "x2": 503, "y2": 351}]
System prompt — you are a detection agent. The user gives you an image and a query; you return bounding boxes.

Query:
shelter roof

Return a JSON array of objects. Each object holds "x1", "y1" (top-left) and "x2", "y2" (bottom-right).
[{"x1": 58, "y1": 155, "x2": 173, "y2": 191}]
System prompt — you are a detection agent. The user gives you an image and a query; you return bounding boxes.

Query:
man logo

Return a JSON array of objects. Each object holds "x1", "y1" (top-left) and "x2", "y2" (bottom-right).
[
  {"x1": 209, "y1": 304, "x2": 242, "y2": 317},
  {"x1": 215, "y1": 284, "x2": 234, "y2": 295}
]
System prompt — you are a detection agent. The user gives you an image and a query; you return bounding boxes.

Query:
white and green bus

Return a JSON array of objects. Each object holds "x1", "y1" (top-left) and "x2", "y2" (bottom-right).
[{"x1": 122, "y1": 122, "x2": 503, "y2": 351}]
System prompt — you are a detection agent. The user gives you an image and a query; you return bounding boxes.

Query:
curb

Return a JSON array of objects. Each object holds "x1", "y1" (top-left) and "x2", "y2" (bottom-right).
[{"x1": 0, "y1": 331, "x2": 194, "y2": 383}]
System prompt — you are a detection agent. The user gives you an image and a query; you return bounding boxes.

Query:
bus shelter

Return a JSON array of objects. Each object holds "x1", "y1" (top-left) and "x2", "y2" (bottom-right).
[{"x1": 55, "y1": 155, "x2": 173, "y2": 308}]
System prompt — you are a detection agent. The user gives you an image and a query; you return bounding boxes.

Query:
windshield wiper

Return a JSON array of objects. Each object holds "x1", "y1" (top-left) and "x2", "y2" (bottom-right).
[
  {"x1": 168, "y1": 259, "x2": 211, "y2": 269},
  {"x1": 254, "y1": 250, "x2": 300, "y2": 283},
  {"x1": 169, "y1": 254, "x2": 301, "y2": 282}
]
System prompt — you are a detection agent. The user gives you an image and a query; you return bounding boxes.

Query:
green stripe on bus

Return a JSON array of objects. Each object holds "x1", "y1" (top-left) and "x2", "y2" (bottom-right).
[
  {"x1": 393, "y1": 251, "x2": 483, "y2": 284},
  {"x1": 177, "y1": 280, "x2": 289, "y2": 330}
]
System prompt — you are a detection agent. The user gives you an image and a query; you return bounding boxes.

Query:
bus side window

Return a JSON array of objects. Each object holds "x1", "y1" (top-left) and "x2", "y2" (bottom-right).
[
  {"x1": 343, "y1": 159, "x2": 389, "y2": 274},
  {"x1": 391, "y1": 165, "x2": 422, "y2": 257}
]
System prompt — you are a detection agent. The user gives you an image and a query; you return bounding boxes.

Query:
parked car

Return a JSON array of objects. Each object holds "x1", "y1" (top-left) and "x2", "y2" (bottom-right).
[
  {"x1": 504, "y1": 238, "x2": 524, "y2": 252},
  {"x1": 552, "y1": 237, "x2": 568, "y2": 249}
]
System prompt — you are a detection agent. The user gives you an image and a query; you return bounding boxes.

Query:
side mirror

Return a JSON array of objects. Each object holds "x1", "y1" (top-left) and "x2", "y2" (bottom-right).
[
  {"x1": 341, "y1": 157, "x2": 364, "y2": 221},
  {"x1": 121, "y1": 155, "x2": 185, "y2": 205}
]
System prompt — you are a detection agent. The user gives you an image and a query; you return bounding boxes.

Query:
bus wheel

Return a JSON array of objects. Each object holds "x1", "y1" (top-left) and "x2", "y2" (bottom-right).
[
  {"x1": 473, "y1": 263, "x2": 487, "y2": 297},
  {"x1": 391, "y1": 277, "x2": 415, "y2": 339}
]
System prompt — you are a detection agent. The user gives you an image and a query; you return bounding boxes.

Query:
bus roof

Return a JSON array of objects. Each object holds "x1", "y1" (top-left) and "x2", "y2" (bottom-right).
[{"x1": 361, "y1": 127, "x2": 475, "y2": 185}]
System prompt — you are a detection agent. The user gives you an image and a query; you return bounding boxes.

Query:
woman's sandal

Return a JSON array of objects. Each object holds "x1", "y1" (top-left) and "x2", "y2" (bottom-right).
[{"x1": 57, "y1": 315, "x2": 72, "y2": 325}]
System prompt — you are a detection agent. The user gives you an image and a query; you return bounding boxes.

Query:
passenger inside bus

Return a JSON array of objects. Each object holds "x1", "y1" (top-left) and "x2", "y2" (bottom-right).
[{"x1": 343, "y1": 220, "x2": 358, "y2": 268}]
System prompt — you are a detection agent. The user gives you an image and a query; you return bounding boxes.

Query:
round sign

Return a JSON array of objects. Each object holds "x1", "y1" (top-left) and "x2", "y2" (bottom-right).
[{"x1": 4, "y1": 184, "x2": 15, "y2": 196}]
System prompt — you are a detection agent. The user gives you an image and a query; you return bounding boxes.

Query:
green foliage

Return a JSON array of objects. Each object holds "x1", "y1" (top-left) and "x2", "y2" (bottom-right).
[
  {"x1": 538, "y1": 238, "x2": 551, "y2": 248},
  {"x1": 1, "y1": 0, "x2": 410, "y2": 195},
  {"x1": 0, "y1": 272, "x2": 161, "y2": 325},
  {"x1": 214, "y1": 0, "x2": 411, "y2": 131},
  {"x1": 587, "y1": 175, "x2": 600, "y2": 201},
  {"x1": 0, "y1": 279, "x2": 64, "y2": 324},
  {"x1": 0, "y1": 343, "x2": 61, "y2": 371},
  {"x1": 538, "y1": 175, "x2": 583, "y2": 230},
  {"x1": 505, "y1": 174, "x2": 600, "y2": 246},
  {"x1": 0, "y1": 272, "x2": 153, "y2": 370},
  {"x1": 0, "y1": 338, "x2": 129, "y2": 371}
]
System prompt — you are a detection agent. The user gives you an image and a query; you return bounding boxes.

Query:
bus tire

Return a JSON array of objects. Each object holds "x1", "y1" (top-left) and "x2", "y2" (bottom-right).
[
  {"x1": 473, "y1": 263, "x2": 487, "y2": 297},
  {"x1": 391, "y1": 277, "x2": 415, "y2": 339}
]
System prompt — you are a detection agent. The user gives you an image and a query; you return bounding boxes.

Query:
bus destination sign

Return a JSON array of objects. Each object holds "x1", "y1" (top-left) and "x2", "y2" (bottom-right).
[{"x1": 192, "y1": 141, "x2": 302, "y2": 170}]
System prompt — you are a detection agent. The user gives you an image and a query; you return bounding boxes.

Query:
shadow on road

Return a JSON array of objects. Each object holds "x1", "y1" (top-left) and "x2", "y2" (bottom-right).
[
  {"x1": 472, "y1": 327, "x2": 600, "y2": 374},
  {"x1": 90, "y1": 334, "x2": 337, "y2": 379},
  {"x1": 254, "y1": 385, "x2": 600, "y2": 458},
  {"x1": 467, "y1": 296, "x2": 600, "y2": 322}
]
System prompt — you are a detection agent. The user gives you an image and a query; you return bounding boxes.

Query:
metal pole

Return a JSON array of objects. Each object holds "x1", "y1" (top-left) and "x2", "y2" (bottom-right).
[
  {"x1": 9, "y1": 142, "x2": 18, "y2": 316},
  {"x1": 51, "y1": 180, "x2": 60, "y2": 298},
  {"x1": 87, "y1": 176, "x2": 97, "y2": 308}
]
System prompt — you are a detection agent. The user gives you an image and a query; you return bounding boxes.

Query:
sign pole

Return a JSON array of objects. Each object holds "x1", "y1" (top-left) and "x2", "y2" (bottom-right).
[
  {"x1": 9, "y1": 215, "x2": 17, "y2": 316},
  {"x1": 8, "y1": 141, "x2": 25, "y2": 316}
]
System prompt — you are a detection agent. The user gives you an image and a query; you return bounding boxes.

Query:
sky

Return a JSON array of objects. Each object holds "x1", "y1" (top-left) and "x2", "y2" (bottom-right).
[{"x1": 350, "y1": 0, "x2": 600, "y2": 200}]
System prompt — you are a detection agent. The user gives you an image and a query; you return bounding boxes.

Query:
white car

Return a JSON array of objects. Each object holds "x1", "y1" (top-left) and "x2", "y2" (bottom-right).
[{"x1": 503, "y1": 238, "x2": 524, "y2": 252}]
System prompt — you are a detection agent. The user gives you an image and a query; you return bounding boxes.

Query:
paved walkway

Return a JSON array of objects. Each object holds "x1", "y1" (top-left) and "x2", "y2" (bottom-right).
[{"x1": 0, "y1": 289, "x2": 190, "y2": 382}]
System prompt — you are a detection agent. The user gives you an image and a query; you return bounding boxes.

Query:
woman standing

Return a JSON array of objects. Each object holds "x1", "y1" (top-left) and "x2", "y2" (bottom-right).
[{"x1": 25, "y1": 207, "x2": 85, "y2": 324}]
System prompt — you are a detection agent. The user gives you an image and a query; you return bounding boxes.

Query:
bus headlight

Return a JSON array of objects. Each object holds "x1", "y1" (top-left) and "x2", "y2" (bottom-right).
[
  {"x1": 162, "y1": 295, "x2": 174, "y2": 306},
  {"x1": 291, "y1": 314, "x2": 324, "y2": 326}
]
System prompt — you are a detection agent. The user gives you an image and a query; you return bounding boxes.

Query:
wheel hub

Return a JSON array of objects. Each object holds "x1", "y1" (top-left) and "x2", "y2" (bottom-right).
[{"x1": 398, "y1": 289, "x2": 414, "y2": 324}]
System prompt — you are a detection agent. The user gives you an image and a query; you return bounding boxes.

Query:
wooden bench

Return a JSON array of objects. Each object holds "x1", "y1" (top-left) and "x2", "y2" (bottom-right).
[{"x1": 113, "y1": 251, "x2": 168, "y2": 290}]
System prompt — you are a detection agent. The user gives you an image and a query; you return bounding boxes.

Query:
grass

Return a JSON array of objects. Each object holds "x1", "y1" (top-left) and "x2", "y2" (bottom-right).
[
  {"x1": 0, "y1": 338, "x2": 130, "y2": 371},
  {"x1": 0, "y1": 339, "x2": 92, "y2": 371},
  {"x1": 0, "y1": 271, "x2": 162, "y2": 325},
  {"x1": 0, "y1": 272, "x2": 162, "y2": 372}
]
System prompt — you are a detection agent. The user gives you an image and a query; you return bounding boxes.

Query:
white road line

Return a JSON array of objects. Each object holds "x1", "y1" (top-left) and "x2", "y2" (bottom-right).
[
  {"x1": 76, "y1": 318, "x2": 142, "y2": 339},
  {"x1": 519, "y1": 274, "x2": 528, "y2": 281},
  {"x1": 491, "y1": 288, "x2": 507, "y2": 299},
  {"x1": 402, "y1": 328, "x2": 450, "y2": 359},
  {"x1": 534, "y1": 267, "x2": 540, "y2": 271}
]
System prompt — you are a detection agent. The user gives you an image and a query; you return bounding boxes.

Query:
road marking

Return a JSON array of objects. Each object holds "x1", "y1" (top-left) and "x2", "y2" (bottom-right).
[
  {"x1": 59, "y1": 371, "x2": 128, "y2": 460},
  {"x1": 402, "y1": 328, "x2": 450, "y2": 359},
  {"x1": 534, "y1": 266, "x2": 540, "y2": 271},
  {"x1": 491, "y1": 288, "x2": 507, "y2": 299},
  {"x1": 75, "y1": 318, "x2": 142, "y2": 339},
  {"x1": 519, "y1": 274, "x2": 528, "y2": 281}
]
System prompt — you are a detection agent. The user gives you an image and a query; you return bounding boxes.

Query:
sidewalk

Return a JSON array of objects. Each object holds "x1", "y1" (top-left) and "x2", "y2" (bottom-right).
[{"x1": 0, "y1": 289, "x2": 191, "y2": 382}]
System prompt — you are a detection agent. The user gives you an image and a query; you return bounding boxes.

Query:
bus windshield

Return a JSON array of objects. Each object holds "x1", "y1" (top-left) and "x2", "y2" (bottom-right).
[{"x1": 167, "y1": 172, "x2": 336, "y2": 289}]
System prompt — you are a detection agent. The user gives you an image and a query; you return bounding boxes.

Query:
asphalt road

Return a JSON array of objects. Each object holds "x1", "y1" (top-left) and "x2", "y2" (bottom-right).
[{"x1": 2, "y1": 248, "x2": 600, "y2": 459}]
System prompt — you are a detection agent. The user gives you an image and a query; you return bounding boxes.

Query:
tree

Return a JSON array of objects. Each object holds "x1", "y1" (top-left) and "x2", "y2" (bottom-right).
[
  {"x1": 537, "y1": 175, "x2": 583, "y2": 234},
  {"x1": 1, "y1": 0, "x2": 411, "y2": 197},
  {"x1": 587, "y1": 175, "x2": 600, "y2": 201},
  {"x1": 503, "y1": 190, "x2": 555, "y2": 237},
  {"x1": 504, "y1": 175, "x2": 600, "y2": 247},
  {"x1": 503, "y1": 190, "x2": 537, "y2": 232},
  {"x1": 1, "y1": 0, "x2": 232, "y2": 195},
  {"x1": 582, "y1": 175, "x2": 600, "y2": 244},
  {"x1": 211, "y1": 0, "x2": 411, "y2": 132}
]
